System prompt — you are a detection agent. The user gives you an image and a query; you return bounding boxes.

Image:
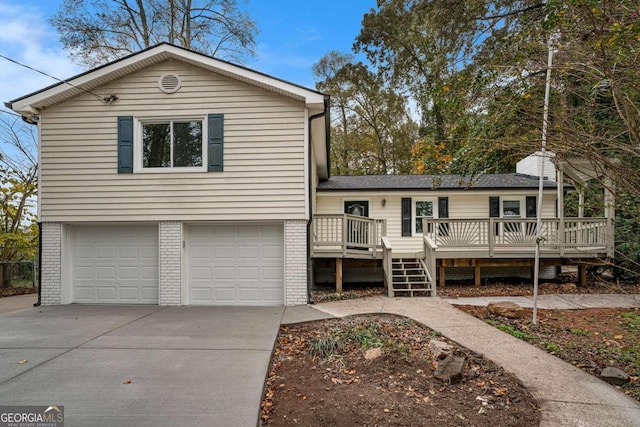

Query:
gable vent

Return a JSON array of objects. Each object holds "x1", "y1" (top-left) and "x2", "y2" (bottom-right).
[{"x1": 158, "y1": 74, "x2": 182, "y2": 94}]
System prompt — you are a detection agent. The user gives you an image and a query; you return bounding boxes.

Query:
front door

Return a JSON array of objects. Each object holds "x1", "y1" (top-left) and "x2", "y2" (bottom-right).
[
  {"x1": 344, "y1": 201, "x2": 369, "y2": 217},
  {"x1": 344, "y1": 201, "x2": 369, "y2": 249}
]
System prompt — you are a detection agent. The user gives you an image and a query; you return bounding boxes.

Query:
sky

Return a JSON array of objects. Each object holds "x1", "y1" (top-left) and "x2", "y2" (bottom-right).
[{"x1": 0, "y1": 0, "x2": 376, "y2": 112}]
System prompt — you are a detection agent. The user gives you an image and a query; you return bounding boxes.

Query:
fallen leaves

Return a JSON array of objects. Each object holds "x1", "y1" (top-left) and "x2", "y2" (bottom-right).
[{"x1": 17, "y1": 359, "x2": 28, "y2": 365}]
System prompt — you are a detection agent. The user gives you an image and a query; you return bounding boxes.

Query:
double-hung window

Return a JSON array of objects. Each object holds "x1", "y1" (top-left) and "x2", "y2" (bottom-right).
[
  {"x1": 414, "y1": 199, "x2": 437, "y2": 235},
  {"x1": 142, "y1": 119, "x2": 204, "y2": 169},
  {"x1": 502, "y1": 199, "x2": 522, "y2": 233},
  {"x1": 118, "y1": 114, "x2": 223, "y2": 174}
]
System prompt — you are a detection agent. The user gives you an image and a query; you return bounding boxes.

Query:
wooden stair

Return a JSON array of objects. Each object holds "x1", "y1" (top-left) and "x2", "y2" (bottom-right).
[{"x1": 391, "y1": 258, "x2": 435, "y2": 297}]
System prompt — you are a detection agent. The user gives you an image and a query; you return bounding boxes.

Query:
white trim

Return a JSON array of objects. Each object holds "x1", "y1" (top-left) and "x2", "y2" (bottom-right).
[
  {"x1": 500, "y1": 197, "x2": 525, "y2": 218},
  {"x1": 412, "y1": 198, "x2": 438, "y2": 236},
  {"x1": 11, "y1": 44, "x2": 325, "y2": 114},
  {"x1": 181, "y1": 223, "x2": 189, "y2": 305},
  {"x1": 133, "y1": 115, "x2": 208, "y2": 173},
  {"x1": 61, "y1": 224, "x2": 71, "y2": 304},
  {"x1": 304, "y1": 108, "x2": 310, "y2": 220}
]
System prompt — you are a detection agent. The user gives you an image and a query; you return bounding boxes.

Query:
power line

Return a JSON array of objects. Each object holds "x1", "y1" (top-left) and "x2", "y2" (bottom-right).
[
  {"x1": 0, "y1": 53, "x2": 107, "y2": 103},
  {"x1": 0, "y1": 109, "x2": 23, "y2": 118}
]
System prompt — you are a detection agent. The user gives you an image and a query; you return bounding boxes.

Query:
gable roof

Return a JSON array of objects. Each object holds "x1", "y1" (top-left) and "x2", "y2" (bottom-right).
[
  {"x1": 8, "y1": 42, "x2": 326, "y2": 112},
  {"x1": 6, "y1": 43, "x2": 330, "y2": 179},
  {"x1": 317, "y1": 173, "x2": 563, "y2": 192}
]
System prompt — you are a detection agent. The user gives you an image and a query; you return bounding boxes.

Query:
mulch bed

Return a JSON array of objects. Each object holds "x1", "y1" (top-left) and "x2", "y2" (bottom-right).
[{"x1": 261, "y1": 315, "x2": 541, "y2": 426}]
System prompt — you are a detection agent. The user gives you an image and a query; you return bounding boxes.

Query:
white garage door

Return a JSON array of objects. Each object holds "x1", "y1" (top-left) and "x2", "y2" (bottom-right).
[
  {"x1": 72, "y1": 225, "x2": 159, "y2": 304},
  {"x1": 187, "y1": 223, "x2": 284, "y2": 305}
]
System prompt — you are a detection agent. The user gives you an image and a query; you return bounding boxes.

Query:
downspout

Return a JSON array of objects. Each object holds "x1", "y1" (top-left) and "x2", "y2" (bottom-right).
[
  {"x1": 34, "y1": 222, "x2": 42, "y2": 307},
  {"x1": 307, "y1": 95, "x2": 330, "y2": 304}
]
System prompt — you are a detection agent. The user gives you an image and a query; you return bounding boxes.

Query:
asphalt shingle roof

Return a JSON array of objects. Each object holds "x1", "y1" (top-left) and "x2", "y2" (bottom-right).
[{"x1": 317, "y1": 174, "x2": 561, "y2": 191}]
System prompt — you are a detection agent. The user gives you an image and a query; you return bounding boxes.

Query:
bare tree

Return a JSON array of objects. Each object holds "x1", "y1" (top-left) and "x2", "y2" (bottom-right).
[{"x1": 50, "y1": 0, "x2": 258, "y2": 68}]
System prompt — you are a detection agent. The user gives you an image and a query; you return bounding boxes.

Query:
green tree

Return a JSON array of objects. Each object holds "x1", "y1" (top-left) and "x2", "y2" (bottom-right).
[
  {"x1": 50, "y1": 0, "x2": 258, "y2": 67},
  {"x1": 313, "y1": 52, "x2": 417, "y2": 175},
  {"x1": 0, "y1": 115, "x2": 38, "y2": 287}
]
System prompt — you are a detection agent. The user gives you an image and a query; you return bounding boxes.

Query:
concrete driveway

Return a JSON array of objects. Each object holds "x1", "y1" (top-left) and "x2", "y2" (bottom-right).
[{"x1": 0, "y1": 304, "x2": 284, "y2": 427}]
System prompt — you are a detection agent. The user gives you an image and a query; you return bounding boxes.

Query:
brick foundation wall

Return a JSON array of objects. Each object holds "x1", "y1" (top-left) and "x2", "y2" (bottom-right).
[
  {"x1": 159, "y1": 221, "x2": 182, "y2": 306},
  {"x1": 41, "y1": 222, "x2": 62, "y2": 305},
  {"x1": 284, "y1": 220, "x2": 308, "y2": 306}
]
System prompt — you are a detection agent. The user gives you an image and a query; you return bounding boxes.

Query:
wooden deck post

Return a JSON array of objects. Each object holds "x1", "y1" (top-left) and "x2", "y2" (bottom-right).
[
  {"x1": 336, "y1": 258, "x2": 343, "y2": 293},
  {"x1": 438, "y1": 265, "x2": 446, "y2": 288},
  {"x1": 579, "y1": 264, "x2": 587, "y2": 287},
  {"x1": 474, "y1": 264, "x2": 481, "y2": 287}
]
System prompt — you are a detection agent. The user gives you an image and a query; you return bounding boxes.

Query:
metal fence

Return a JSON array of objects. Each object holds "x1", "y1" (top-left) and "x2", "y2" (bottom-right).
[{"x1": 0, "y1": 260, "x2": 38, "y2": 288}]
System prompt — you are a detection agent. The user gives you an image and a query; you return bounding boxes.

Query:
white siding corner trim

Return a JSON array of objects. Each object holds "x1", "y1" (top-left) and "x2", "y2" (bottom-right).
[{"x1": 284, "y1": 220, "x2": 308, "y2": 306}]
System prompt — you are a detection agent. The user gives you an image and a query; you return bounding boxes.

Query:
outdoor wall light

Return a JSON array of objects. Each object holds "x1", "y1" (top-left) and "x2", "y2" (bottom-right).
[{"x1": 382, "y1": 198, "x2": 386, "y2": 207}]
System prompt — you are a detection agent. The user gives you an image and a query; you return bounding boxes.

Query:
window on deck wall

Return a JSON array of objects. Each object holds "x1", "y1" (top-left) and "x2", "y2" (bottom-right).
[{"x1": 414, "y1": 199, "x2": 437, "y2": 234}]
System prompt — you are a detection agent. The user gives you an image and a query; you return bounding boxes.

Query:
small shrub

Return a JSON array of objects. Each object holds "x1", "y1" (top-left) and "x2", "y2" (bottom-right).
[
  {"x1": 495, "y1": 323, "x2": 535, "y2": 341},
  {"x1": 545, "y1": 342, "x2": 562, "y2": 353},
  {"x1": 309, "y1": 335, "x2": 342, "y2": 361},
  {"x1": 621, "y1": 311, "x2": 640, "y2": 331},
  {"x1": 569, "y1": 328, "x2": 587, "y2": 336},
  {"x1": 345, "y1": 322, "x2": 384, "y2": 349}
]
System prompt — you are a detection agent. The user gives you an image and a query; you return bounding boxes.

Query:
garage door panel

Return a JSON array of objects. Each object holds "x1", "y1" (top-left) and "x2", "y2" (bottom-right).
[
  {"x1": 96, "y1": 266, "x2": 115, "y2": 280},
  {"x1": 263, "y1": 266, "x2": 283, "y2": 280},
  {"x1": 72, "y1": 225, "x2": 159, "y2": 304},
  {"x1": 214, "y1": 246, "x2": 235, "y2": 259},
  {"x1": 238, "y1": 266, "x2": 259, "y2": 280},
  {"x1": 119, "y1": 266, "x2": 138, "y2": 279},
  {"x1": 214, "y1": 288, "x2": 235, "y2": 302},
  {"x1": 96, "y1": 246, "x2": 116, "y2": 259},
  {"x1": 263, "y1": 245, "x2": 283, "y2": 259},
  {"x1": 142, "y1": 266, "x2": 158, "y2": 280},
  {"x1": 214, "y1": 267, "x2": 235, "y2": 280},
  {"x1": 188, "y1": 223, "x2": 284, "y2": 305},
  {"x1": 118, "y1": 287, "x2": 139, "y2": 300},
  {"x1": 96, "y1": 286, "x2": 117, "y2": 300},
  {"x1": 263, "y1": 288, "x2": 284, "y2": 303},
  {"x1": 238, "y1": 246, "x2": 259, "y2": 260}
]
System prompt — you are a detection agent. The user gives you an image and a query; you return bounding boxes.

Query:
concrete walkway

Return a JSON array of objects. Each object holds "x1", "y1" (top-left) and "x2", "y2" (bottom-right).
[
  {"x1": 0, "y1": 293, "x2": 37, "y2": 315},
  {"x1": 310, "y1": 296, "x2": 640, "y2": 427},
  {"x1": 445, "y1": 293, "x2": 640, "y2": 310}
]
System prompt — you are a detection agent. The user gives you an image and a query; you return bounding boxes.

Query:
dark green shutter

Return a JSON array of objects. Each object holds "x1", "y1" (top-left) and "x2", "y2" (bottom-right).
[
  {"x1": 489, "y1": 197, "x2": 500, "y2": 218},
  {"x1": 117, "y1": 116, "x2": 134, "y2": 173},
  {"x1": 438, "y1": 197, "x2": 449, "y2": 236},
  {"x1": 401, "y1": 198, "x2": 412, "y2": 237},
  {"x1": 208, "y1": 113, "x2": 224, "y2": 172},
  {"x1": 526, "y1": 196, "x2": 537, "y2": 217},
  {"x1": 489, "y1": 196, "x2": 500, "y2": 235},
  {"x1": 438, "y1": 197, "x2": 449, "y2": 218}
]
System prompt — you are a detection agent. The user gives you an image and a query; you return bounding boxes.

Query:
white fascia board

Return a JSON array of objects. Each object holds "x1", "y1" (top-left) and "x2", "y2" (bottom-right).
[{"x1": 11, "y1": 44, "x2": 326, "y2": 114}]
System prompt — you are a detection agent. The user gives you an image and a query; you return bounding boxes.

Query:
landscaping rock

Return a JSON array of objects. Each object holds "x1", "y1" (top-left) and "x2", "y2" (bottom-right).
[
  {"x1": 364, "y1": 347, "x2": 383, "y2": 360},
  {"x1": 601, "y1": 366, "x2": 630, "y2": 385},
  {"x1": 487, "y1": 302, "x2": 526, "y2": 319},
  {"x1": 434, "y1": 355, "x2": 465, "y2": 384},
  {"x1": 559, "y1": 283, "x2": 578, "y2": 293},
  {"x1": 428, "y1": 339, "x2": 453, "y2": 360}
]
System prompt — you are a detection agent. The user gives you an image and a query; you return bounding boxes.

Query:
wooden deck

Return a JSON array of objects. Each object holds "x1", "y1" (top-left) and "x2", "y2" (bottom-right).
[{"x1": 312, "y1": 215, "x2": 613, "y2": 294}]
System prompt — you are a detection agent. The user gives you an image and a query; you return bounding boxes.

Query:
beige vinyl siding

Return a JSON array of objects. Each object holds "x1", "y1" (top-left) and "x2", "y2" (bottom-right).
[
  {"x1": 316, "y1": 191, "x2": 557, "y2": 255},
  {"x1": 39, "y1": 59, "x2": 307, "y2": 222}
]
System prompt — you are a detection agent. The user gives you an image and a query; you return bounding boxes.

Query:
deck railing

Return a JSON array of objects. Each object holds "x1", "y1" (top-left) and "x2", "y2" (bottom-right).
[
  {"x1": 312, "y1": 214, "x2": 386, "y2": 257},
  {"x1": 423, "y1": 217, "x2": 611, "y2": 256}
]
